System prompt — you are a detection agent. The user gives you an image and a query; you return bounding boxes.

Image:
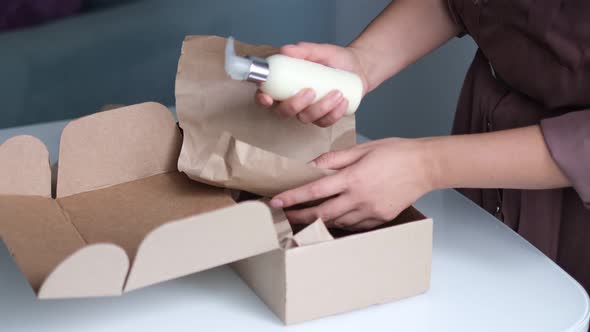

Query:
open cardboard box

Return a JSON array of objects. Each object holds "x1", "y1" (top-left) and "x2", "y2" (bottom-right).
[{"x1": 0, "y1": 102, "x2": 433, "y2": 324}]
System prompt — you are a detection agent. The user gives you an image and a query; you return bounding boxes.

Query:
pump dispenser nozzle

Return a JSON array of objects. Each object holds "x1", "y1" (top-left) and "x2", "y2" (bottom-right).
[{"x1": 225, "y1": 37, "x2": 269, "y2": 83}]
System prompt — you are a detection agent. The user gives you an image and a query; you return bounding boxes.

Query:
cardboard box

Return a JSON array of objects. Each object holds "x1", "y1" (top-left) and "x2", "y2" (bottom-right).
[
  {"x1": 0, "y1": 102, "x2": 432, "y2": 324},
  {"x1": 0, "y1": 102, "x2": 279, "y2": 298}
]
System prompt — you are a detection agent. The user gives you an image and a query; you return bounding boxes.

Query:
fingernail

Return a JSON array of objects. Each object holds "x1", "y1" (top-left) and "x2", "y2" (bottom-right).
[
  {"x1": 329, "y1": 91, "x2": 343, "y2": 103},
  {"x1": 301, "y1": 89, "x2": 315, "y2": 103},
  {"x1": 322, "y1": 91, "x2": 343, "y2": 110},
  {"x1": 263, "y1": 95, "x2": 273, "y2": 106},
  {"x1": 269, "y1": 198, "x2": 284, "y2": 208},
  {"x1": 259, "y1": 95, "x2": 271, "y2": 107}
]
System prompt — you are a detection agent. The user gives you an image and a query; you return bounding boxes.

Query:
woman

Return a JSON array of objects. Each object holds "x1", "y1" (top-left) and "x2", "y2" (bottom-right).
[{"x1": 258, "y1": 1, "x2": 590, "y2": 293}]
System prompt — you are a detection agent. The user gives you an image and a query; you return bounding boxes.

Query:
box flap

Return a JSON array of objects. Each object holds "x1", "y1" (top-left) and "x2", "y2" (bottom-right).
[
  {"x1": 0, "y1": 195, "x2": 85, "y2": 291},
  {"x1": 57, "y1": 102, "x2": 181, "y2": 198},
  {"x1": 39, "y1": 243, "x2": 129, "y2": 299},
  {"x1": 0, "y1": 135, "x2": 129, "y2": 297},
  {"x1": 0, "y1": 135, "x2": 51, "y2": 197},
  {"x1": 125, "y1": 201, "x2": 279, "y2": 292}
]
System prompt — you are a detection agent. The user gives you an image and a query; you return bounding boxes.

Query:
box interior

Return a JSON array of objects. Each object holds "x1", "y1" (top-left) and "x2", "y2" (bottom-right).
[{"x1": 237, "y1": 191, "x2": 429, "y2": 250}]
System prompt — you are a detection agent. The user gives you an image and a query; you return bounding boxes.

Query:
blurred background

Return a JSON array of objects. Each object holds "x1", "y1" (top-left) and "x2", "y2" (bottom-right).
[{"x1": 0, "y1": 0, "x2": 476, "y2": 139}]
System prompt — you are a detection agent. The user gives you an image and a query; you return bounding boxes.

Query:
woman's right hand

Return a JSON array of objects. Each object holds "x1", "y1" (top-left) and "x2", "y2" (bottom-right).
[{"x1": 255, "y1": 42, "x2": 369, "y2": 127}]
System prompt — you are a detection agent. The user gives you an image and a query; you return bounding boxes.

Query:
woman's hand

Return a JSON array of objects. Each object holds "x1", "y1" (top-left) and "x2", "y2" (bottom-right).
[
  {"x1": 256, "y1": 42, "x2": 370, "y2": 128},
  {"x1": 269, "y1": 126, "x2": 572, "y2": 231},
  {"x1": 269, "y1": 138, "x2": 436, "y2": 231}
]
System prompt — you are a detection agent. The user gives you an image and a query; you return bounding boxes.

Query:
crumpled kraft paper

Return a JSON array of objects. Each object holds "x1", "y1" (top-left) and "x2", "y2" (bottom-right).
[
  {"x1": 175, "y1": 35, "x2": 356, "y2": 197},
  {"x1": 259, "y1": 198, "x2": 333, "y2": 249},
  {"x1": 292, "y1": 219, "x2": 334, "y2": 246}
]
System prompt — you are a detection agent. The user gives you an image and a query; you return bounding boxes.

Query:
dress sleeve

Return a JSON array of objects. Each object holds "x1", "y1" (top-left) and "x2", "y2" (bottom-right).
[
  {"x1": 446, "y1": 0, "x2": 467, "y2": 37},
  {"x1": 540, "y1": 110, "x2": 590, "y2": 208}
]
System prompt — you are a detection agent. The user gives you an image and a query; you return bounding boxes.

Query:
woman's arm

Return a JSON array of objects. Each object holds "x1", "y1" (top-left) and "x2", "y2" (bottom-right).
[
  {"x1": 427, "y1": 125, "x2": 570, "y2": 190},
  {"x1": 257, "y1": 0, "x2": 461, "y2": 126},
  {"x1": 270, "y1": 126, "x2": 571, "y2": 230},
  {"x1": 350, "y1": 0, "x2": 462, "y2": 91}
]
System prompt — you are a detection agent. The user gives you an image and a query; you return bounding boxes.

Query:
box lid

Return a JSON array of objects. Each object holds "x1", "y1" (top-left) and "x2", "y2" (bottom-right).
[{"x1": 0, "y1": 103, "x2": 281, "y2": 298}]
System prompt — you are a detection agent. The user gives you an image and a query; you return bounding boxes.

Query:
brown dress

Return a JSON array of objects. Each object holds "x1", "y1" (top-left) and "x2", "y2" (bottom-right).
[{"x1": 446, "y1": 0, "x2": 590, "y2": 293}]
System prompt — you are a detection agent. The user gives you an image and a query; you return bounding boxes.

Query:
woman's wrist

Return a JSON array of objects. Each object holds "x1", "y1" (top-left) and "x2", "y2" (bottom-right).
[
  {"x1": 415, "y1": 137, "x2": 448, "y2": 192},
  {"x1": 347, "y1": 41, "x2": 406, "y2": 94},
  {"x1": 346, "y1": 44, "x2": 379, "y2": 94}
]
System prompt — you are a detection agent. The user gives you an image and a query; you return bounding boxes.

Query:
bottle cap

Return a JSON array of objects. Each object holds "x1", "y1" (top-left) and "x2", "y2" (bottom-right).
[{"x1": 225, "y1": 36, "x2": 269, "y2": 83}]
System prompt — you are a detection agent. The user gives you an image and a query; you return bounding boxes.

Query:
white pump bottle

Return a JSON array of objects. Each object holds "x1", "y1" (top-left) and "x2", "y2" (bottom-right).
[{"x1": 224, "y1": 37, "x2": 363, "y2": 116}]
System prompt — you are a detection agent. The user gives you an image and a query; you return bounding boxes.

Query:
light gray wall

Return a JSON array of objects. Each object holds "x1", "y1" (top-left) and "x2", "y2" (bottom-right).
[
  {"x1": 333, "y1": 1, "x2": 477, "y2": 139},
  {"x1": 0, "y1": 0, "x2": 336, "y2": 128}
]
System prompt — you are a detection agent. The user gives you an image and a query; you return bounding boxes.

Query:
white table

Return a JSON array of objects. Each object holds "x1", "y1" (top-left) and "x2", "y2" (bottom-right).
[{"x1": 0, "y1": 119, "x2": 588, "y2": 332}]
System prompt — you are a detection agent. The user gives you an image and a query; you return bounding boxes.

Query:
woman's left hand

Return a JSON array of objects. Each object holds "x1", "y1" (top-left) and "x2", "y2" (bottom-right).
[{"x1": 270, "y1": 138, "x2": 437, "y2": 231}]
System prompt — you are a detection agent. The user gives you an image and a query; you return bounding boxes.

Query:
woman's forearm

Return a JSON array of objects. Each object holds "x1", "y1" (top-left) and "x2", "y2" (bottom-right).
[
  {"x1": 425, "y1": 126, "x2": 571, "y2": 191},
  {"x1": 349, "y1": 0, "x2": 461, "y2": 92}
]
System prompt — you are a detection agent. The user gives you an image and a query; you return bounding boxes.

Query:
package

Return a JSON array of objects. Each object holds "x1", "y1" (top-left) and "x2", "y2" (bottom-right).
[
  {"x1": 0, "y1": 102, "x2": 432, "y2": 324},
  {"x1": 175, "y1": 35, "x2": 356, "y2": 197}
]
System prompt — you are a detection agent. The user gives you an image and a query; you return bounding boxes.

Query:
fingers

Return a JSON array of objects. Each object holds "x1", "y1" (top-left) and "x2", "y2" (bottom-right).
[
  {"x1": 311, "y1": 147, "x2": 367, "y2": 170},
  {"x1": 329, "y1": 210, "x2": 368, "y2": 228},
  {"x1": 345, "y1": 219, "x2": 383, "y2": 232},
  {"x1": 270, "y1": 172, "x2": 346, "y2": 208},
  {"x1": 274, "y1": 88, "x2": 316, "y2": 118},
  {"x1": 296, "y1": 90, "x2": 343, "y2": 124},
  {"x1": 285, "y1": 195, "x2": 353, "y2": 225},
  {"x1": 313, "y1": 98, "x2": 349, "y2": 128},
  {"x1": 255, "y1": 91, "x2": 273, "y2": 108},
  {"x1": 257, "y1": 41, "x2": 353, "y2": 127},
  {"x1": 280, "y1": 42, "x2": 341, "y2": 65}
]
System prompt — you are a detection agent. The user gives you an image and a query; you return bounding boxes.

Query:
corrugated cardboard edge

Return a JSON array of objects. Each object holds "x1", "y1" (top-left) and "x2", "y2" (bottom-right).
[
  {"x1": 231, "y1": 203, "x2": 291, "y2": 322},
  {"x1": 125, "y1": 201, "x2": 280, "y2": 292},
  {"x1": 39, "y1": 243, "x2": 129, "y2": 299},
  {"x1": 0, "y1": 135, "x2": 51, "y2": 197},
  {"x1": 57, "y1": 102, "x2": 181, "y2": 198},
  {"x1": 283, "y1": 218, "x2": 433, "y2": 324}
]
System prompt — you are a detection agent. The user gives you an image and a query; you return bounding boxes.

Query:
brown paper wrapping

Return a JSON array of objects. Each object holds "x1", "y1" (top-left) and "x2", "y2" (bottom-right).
[
  {"x1": 292, "y1": 219, "x2": 334, "y2": 246},
  {"x1": 175, "y1": 35, "x2": 356, "y2": 197},
  {"x1": 256, "y1": 198, "x2": 333, "y2": 249}
]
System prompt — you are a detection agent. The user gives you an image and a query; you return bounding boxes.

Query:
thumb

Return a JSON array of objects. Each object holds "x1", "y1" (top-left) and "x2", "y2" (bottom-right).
[
  {"x1": 311, "y1": 148, "x2": 367, "y2": 170},
  {"x1": 280, "y1": 42, "x2": 342, "y2": 67}
]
